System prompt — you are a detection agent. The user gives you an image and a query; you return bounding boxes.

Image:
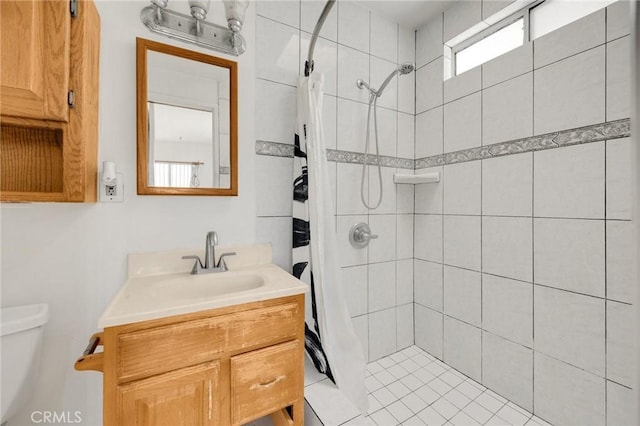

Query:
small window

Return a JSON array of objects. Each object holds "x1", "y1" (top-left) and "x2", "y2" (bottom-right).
[
  {"x1": 455, "y1": 18, "x2": 524, "y2": 75},
  {"x1": 530, "y1": 0, "x2": 617, "y2": 39}
]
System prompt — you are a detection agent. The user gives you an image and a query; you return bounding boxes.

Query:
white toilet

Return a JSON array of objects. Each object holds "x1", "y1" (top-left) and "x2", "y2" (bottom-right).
[{"x1": 1, "y1": 304, "x2": 49, "y2": 423}]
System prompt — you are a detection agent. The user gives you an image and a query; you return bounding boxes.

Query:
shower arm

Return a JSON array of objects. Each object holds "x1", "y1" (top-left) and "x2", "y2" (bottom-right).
[{"x1": 305, "y1": 0, "x2": 336, "y2": 77}]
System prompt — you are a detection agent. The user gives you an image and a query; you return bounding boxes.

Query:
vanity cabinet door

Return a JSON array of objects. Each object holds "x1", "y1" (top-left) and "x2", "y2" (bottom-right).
[
  {"x1": 0, "y1": 0, "x2": 70, "y2": 121},
  {"x1": 117, "y1": 361, "x2": 220, "y2": 426},
  {"x1": 230, "y1": 340, "x2": 301, "y2": 425}
]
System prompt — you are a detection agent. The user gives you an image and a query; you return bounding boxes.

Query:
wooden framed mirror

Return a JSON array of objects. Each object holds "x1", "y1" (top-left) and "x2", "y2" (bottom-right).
[{"x1": 136, "y1": 38, "x2": 238, "y2": 195}]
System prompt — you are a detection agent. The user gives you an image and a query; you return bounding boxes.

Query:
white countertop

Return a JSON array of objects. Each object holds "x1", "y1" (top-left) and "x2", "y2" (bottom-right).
[{"x1": 98, "y1": 244, "x2": 308, "y2": 329}]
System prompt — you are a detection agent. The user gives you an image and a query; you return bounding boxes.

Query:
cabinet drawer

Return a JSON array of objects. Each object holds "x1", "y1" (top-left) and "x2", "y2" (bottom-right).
[
  {"x1": 117, "y1": 303, "x2": 299, "y2": 382},
  {"x1": 230, "y1": 341, "x2": 301, "y2": 426}
]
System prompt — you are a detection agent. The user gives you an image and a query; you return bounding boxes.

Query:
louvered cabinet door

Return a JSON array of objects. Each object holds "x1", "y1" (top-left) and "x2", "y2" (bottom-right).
[
  {"x1": 0, "y1": 0, "x2": 70, "y2": 121},
  {"x1": 116, "y1": 362, "x2": 220, "y2": 426}
]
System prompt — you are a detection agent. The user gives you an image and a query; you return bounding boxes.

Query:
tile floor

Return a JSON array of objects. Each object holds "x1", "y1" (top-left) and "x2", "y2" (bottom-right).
[{"x1": 306, "y1": 346, "x2": 553, "y2": 426}]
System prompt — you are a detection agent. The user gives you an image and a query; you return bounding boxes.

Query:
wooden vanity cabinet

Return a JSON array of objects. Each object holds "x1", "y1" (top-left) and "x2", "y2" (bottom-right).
[
  {"x1": 101, "y1": 295, "x2": 305, "y2": 426},
  {"x1": 0, "y1": 0, "x2": 100, "y2": 202}
]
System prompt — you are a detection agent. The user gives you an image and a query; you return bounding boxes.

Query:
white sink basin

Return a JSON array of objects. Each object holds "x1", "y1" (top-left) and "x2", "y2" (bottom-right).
[{"x1": 156, "y1": 273, "x2": 265, "y2": 300}]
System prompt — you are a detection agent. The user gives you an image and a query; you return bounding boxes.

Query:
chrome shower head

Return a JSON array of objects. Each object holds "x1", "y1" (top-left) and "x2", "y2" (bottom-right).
[
  {"x1": 398, "y1": 63, "x2": 415, "y2": 75},
  {"x1": 376, "y1": 62, "x2": 415, "y2": 97}
]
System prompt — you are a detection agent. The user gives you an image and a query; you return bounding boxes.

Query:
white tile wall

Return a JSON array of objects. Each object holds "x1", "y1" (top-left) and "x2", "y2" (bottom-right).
[
  {"x1": 482, "y1": 274, "x2": 533, "y2": 347},
  {"x1": 443, "y1": 161, "x2": 481, "y2": 215},
  {"x1": 414, "y1": 215, "x2": 443, "y2": 263},
  {"x1": 396, "y1": 304, "x2": 414, "y2": 349},
  {"x1": 606, "y1": 220, "x2": 635, "y2": 304},
  {"x1": 338, "y1": 45, "x2": 371, "y2": 103},
  {"x1": 370, "y1": 12, "x2": 398, "y2": 63},
  {"x1": 416, "y1": 107, "x2": 443, "y2": 158},
  {"x1": 443, "y1": 317, "x2": 481, "y2": 382},
  {"x1": 443, "y1": 266, "x2": 481, "y2": 327},
  {"x1": 533, "y1": 142, "x2": 605, "y2": 219},
  {"x1": 255, "y1": 79, "x2": 296, "y2": 143},
  {"x1": 482, "y1": 217, "x2": 533, "y2": 283},
  {"x1": 255, "y1": 217, "x2": 292, "y2": 271},
  {"x1": 337, "y1": 1, "x2": 369, "y2": 52},
  {"x1": 369, "y1": 167, "x2": 397, "y2": 215},
  {"x1": 256, "y1": 1, "x2": 300, "y2": 28},
  {"x1": 337, "y1": 98, "x2": 369, "y2": 152},
  {"x1": 398, "y1": 27, "x2": 416, "y2": 69},
  {"x1": 482, "y1": 0, "x2": 515, "y2": 20},
  {"x1": 533, "y1": 9, "x2": 605, "y2": 69},
  {"x1": 607, "y1": 381, "x2": 635, "y2": 426},
  {"x1": 444, "y1": 93, "x2": 482, "y2": 153},
  {"x1": 606, "y1": 0, "x2": 631, "y2": 41},
  {"x1": 443, "y1": 215, "x2": 481, "y2": 271},
  {"x1": 396, "y1": 259, "x2": 413, "y2": 305},
  {"x1": 256, "y1": 16, "x2": 300, "y2": 86},
  {"x1": 337, "y1": 163, "x2": 368, "y2": 215},
  {"x1": 369, "y1": 261, "x2": 396, "y2": 312},
  {"x1": 533, "y1": 46, "x2": 606, "y2": 135},
  {"x1": 482, "y1": 153, "x2": 532, "y2": 216},
  {"x1": 444, "y1": 67, "x2": 481, "y2": 104},
  {"x1": 414, "y1": 260, "x2": 443, "y2": 312},
  {"x1": 256, "y1": 155, "x2": 293, "y2": 216},
  {"x1": 415, "y1": 167, "x2": 443, "y2": 214},
  {"x1": 397, "y1": 113, "x2": 415, "y2": 159},
  {"x1": 369, "y1": 308, "x2": 397, "y2": 360},
  {"x1": 416, "y1": 15, "x2": 443, "y2": 69},
  {"x1": 369, "y1": 215, "x2": 397, "y2": 262},
  {"x1": 482, "y1": 43, "x2": 533, "y2": 88},
  {"x1": 416, "y1": 58, "x2": 444, "y2": 114},
  {"x1": 396, "y1": 215, "x2": 414, "y2": 260},
  {"x1": 482, "y1": 332, "x2": 533, "y2": 411},
  {"x1": 606, "y1": 301, "x2": 634, "y2": 387},
  {"x1": 534, "y1": 218, "x2": 605, "y2": 297},
  {"x1": 415, "y1": 305, "x2": 443, "y2": 359},
  {"x1": 343, "y1": 265, "x2": 368, "y2": 317},
  {"x1": 482, "y1": 73, "x2": 533, "y2": 145},
  {"x1": 534, "y1": 286, "x2": 605, "y2": 376},
  {"x1": 606, "y1": 36, "x2": 631, "y2": 121},
  {"x1": 301, "y1": 1, "x2": 337, "y2": 42},
  {"x1": 606, "y1": 138, "x2": 632, "y2": 220},
  {"x1": 443, "y1": 0, "x2": 482, "y2": 42},
  {"x1": 534, "y1": 353, "x2": 605, "y2": 426}
]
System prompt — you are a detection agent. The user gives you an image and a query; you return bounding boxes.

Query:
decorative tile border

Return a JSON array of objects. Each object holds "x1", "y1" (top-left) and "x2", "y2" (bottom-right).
[
  {"x1": 255, "y1": 140, "x2": 294, "y2": 158},
  {"x1": 256, "y1": 119, "x2": 630, "y2": 170},
  {"x1": 415, "y1": 119, "x2": 630, "y2": 169}
]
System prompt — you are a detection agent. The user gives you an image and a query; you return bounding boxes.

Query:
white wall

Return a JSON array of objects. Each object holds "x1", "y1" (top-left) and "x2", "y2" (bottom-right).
[{"x1": 0, "y1": 1, "x2": 255, "y2": 423}]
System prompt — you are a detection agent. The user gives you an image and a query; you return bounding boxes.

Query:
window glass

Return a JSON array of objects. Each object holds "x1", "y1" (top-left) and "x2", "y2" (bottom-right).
[
  {"x1": 530, "y1": 0, "x2": 617, "y2": 39},
  {"x1": 455, "y1": 18, "x2": 524, "y2": 75}
]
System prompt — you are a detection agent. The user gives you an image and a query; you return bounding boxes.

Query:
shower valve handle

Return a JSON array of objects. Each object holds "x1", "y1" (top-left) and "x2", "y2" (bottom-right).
[{"x1": 349, "y1": 222, "x2": 378, "y2": 248}]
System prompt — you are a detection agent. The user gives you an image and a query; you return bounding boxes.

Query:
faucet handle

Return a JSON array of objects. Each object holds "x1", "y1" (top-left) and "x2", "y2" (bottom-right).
[
  {"x1": 182, "y1": 255, "x2": 203, "y2": 274},
  {"x1": 216, "y1": 252, "x2": 236, "y2": 271}
]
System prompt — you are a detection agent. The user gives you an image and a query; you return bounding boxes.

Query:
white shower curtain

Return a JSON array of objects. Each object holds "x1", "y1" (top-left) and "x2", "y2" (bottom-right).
[{"x1": 292, "y1": 72, "x2": 368, "y2": 414}]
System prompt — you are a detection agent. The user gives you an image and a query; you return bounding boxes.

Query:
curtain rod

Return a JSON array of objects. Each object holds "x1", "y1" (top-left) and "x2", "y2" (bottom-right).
[{"x1": 304, "y1": 0, "x2": 336, "y2": 77}]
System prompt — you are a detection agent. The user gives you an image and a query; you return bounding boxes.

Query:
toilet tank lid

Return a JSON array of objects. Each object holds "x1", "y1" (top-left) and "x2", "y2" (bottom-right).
[{"x1": 1, "y1": 304, "x2": 49, "y2": 337}]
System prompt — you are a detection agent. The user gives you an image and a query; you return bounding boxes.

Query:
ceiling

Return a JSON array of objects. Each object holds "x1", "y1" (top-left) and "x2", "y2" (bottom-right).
[{"x1": 360, "y1": 0, "x2": 456, "y2": 30}]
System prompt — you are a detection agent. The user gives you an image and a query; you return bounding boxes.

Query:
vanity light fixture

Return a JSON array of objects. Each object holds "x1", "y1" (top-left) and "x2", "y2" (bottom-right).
[{"x1": 140, "y1": 0, "x2": 248, "y2": 56}]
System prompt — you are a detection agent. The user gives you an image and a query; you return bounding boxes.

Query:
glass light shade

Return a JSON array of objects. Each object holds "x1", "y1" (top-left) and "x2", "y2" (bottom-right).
[
  {"x1": 189, "y1": 0, "x2": 210, "y2": 21},
  {"x1": 223, "y1": 0, "x2": 248, "y2": 26}
]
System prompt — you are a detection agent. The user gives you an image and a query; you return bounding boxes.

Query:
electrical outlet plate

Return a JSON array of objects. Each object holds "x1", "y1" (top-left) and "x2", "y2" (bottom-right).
[{"x1": 100, "y1": 172, "x2": 124, "y2": 203}]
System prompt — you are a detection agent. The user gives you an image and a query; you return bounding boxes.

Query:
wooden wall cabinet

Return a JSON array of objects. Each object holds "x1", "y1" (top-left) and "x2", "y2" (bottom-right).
[
  {"x1": 0, "y1": 0, "x2": 100, "y2": 202},
  {"x1": 78, "y1": 295, "x2": 305, "y2": 425}
]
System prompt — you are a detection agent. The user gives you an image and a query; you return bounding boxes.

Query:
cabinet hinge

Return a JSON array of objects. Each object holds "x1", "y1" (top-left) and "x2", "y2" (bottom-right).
[
  {"x1": 67, "y1": 91, "x2": 76, "y2": 108},
  {"x1": 70, "y1": 0, "x2": 78, "y2": 18}
]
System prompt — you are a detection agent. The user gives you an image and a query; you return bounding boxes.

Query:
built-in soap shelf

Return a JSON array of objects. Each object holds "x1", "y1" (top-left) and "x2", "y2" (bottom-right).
[{"x1": 393, "y1": 172, "x2": 440, "y2": 184}]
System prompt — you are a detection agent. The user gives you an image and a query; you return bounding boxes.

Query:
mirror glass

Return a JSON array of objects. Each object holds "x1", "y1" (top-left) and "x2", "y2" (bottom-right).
[{"x1": 137, "y1": 38, "x2": 237, "y2": 195}]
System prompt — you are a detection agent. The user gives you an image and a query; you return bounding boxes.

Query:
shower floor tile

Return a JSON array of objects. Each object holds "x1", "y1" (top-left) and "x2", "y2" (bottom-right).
[{"x1": 342, "y1": 346, "x2": 552, "y2": 426}]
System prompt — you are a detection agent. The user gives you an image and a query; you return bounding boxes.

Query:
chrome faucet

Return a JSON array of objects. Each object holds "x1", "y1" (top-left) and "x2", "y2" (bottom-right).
[{"x1": 182, "y1": 231, "x2": 236, "y2": 274}]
